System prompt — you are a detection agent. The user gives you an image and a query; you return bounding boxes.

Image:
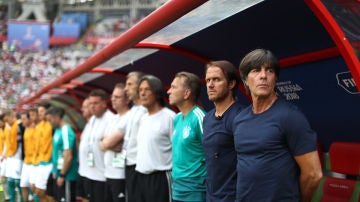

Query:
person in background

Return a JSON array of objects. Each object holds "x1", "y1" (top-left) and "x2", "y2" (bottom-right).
[
  {"x1": 46, "y1": 106, "x2": 78, "y2": 202},
  {"x1": 99, "y1": 83, "x2": 130, "y2": 202},
  {"x1": 123, "y1": 71, "x2": 147, "y2": 202},
  {"x1": 76, "y1": 97, "x2": 92, "y2": 202},
  {"x1": 20, "y1": 110, "x2": 39, "y2": 202},
  {"x1": 234, "y1": 48, "x2": 322, "y2": 201},
  {"x1": 77, "y1": 97, "x2": 91, "y2": 149},
  {"x1": 135, "y1": 75, "x2": 175, "y2": 202},
  {"x1": 167, "y1": 72, "x2": 206, "y2": 202},
  {"x1": 0, "y1": 114, "x2": 10, "y2": 201},
  {"x1": 203, "y1": 60, "x2": 244, "y2": 202},
  {"x1": 78, "y1": 89, "x2": 114, "y2": 202},
  {"x1": 3, "y1": 110, "x2": 24, "y2": 202},
  {"x1": 32, "y1": 102, "x2": 54, "y2": 202},
  {"x1": 81, "y1": 98, "x2": 92, "y2": 123},
  {"x1": 28, "y1": 108, "x2": 40, "y2": 199}
]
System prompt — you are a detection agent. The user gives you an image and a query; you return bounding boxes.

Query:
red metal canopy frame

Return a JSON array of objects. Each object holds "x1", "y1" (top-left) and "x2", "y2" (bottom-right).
[
  {"x1": 19, "y1": 0, "x2": 360, "y2": 108},
  {"x1": 19, "y1": 0, "x2": 209, "y2": 105},
  {"x1": 305, "y1": 0, "x2": 360, "y2": 92}
]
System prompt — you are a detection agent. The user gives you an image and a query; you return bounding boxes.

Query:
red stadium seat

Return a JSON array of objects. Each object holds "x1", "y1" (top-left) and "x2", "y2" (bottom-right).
[
  {"x1": 318, "y1": 177, "x2": 360, "y2": 202},
  {"x1": 312, "y1": 142, "x2": 360, "y2": 202},
  {"x1": 329, "y1": 142, "x2": 360, "y2": 175}
]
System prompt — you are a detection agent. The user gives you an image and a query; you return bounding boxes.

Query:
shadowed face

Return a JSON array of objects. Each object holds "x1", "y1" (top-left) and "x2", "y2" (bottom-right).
[
  {"x1": 89, "y1": 95, "x2": 107, "y2": 118},
  {"x1": 29, "y1": 110, "x2": 38, "y2": 125},
  {"x1": 81, "y1": 99, "x2": 91, "y2": 119},
  {"x1": 48, "y1": 114, "x2": 61, "y2": 128},
  {"x1": 205, "y1": 66, "x2": 233, "y2": 103},
  {"x1": 111, "y1": 87, "x2": 129, "y2": 112},
  {"x1": 139, "y1": 80, "x2": 157, "y2": 109},
  {"x1": 125, "y1": 76, "x2": 139, "y2": 101},
  {"x1": 20, "y1": 114, "x2": 31, "y2": 127},
  {"x1": 38, "y1": 106, "x2": 47, "y2": 121}
]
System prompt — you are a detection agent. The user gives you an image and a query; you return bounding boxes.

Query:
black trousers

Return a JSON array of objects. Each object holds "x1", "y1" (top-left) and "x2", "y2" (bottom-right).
[{"x1": 105, "y1": 178, "x2": 125, "y2": 202}]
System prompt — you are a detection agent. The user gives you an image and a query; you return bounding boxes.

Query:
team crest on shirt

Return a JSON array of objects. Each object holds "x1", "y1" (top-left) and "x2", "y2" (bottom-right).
[{"x1": 182, "y1": 126, "x2": 191, "y2": 139}]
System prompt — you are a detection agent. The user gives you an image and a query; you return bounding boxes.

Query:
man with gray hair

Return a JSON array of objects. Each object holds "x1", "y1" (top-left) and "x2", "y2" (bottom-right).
[
  {"x1": 135, "y1": 75, "x2": 175, "y2": 202},
  {"x1": 234, "y1": 49, "x2": 322, "y2": 201},
  {"x1": 123, "y1": 71, "x2": 147, "y2": 202}
]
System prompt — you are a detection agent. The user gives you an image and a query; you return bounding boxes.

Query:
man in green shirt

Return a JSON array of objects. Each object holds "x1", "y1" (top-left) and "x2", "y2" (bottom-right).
[
  {"x1": 167, "y1": 71, "x2": 207, "y2": 202},
  {"x1": 46, "y1": 106, "x2": 78, "y2": 202}
]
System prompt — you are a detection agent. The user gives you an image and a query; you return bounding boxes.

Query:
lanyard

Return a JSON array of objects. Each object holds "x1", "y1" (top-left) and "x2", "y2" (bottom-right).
[
  {"x1": 123, "y1": 106, "x2": 142, "y2": 150},
  {"x1": 87, "y1": 117, "x2": 98, "y2": 146}
]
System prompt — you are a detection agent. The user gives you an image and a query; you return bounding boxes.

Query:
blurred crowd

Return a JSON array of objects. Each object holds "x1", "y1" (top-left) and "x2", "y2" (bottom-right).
[
  {"x1": 0, "y1": 47, "x2": 91, "y2": 111},
  {"x1": 0, "y1": 12, "x2": 147, "y2": 112}
]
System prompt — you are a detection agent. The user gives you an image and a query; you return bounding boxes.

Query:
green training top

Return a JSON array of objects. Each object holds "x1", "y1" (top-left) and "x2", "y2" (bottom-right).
[{"x1": 52, "y1": 124, "x2": 78, "y2": 181}]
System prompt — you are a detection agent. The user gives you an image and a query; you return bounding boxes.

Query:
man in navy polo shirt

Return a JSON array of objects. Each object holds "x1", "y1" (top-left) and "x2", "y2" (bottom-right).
[
  {"x1": 234, "y1": 49, "x2": 322, "y2": 201},
  {"x1": 203, "y1": 60, "x2": 244, "y2": 202}
]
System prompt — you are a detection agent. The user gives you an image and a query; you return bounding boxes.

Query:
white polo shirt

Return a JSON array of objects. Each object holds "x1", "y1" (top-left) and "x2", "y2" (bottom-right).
[
  {"x1": 124, "y1": 105, "x2": 147, "y2": 166},
  {"x1": 78, "y1": 122, "x2": 89, "y2": 177},
  {"x1": 104, "y1": 111, "x2": 130, "y2": 179},
  {"x1": 135, "y1": 107, "x2": 175, "y2": 174},
  {"x1": 78, "y1": 110, "x2": 115, "y2": 181}
]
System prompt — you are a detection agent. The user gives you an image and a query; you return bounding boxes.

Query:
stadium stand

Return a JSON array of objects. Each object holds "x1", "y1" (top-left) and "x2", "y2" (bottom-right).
[
  {"x1": 0, "y1": 0, "x2": 162, "y2": 113},
  {"x1": 0, "y1": 47, "x2": 92, "y2": 112}
]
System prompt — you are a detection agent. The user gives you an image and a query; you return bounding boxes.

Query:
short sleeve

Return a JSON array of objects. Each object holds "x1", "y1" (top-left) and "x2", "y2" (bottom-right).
[
  {"x1": 195, "y1": 112, "x2": 205, "y2": 140},
  {"x1": 116, "y1": 114, "x2": 130, "y2": 133},
  {"x1": 168, "y1": 113, "x2": 175, "y2": 141},
  {"x1": 62, "y1": 125, "x2": 76, "y2": 150},
  {"x1": 283, "y1": 108, "x2": 317, "y2": 156}
]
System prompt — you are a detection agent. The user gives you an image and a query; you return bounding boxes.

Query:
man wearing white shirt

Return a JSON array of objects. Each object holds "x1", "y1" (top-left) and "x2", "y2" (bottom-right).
[
  {"x1": 123, "y1": 71, "x2": 147, "y2": 202},
  {"x1": 135, "y1": 75, "x2": 175, "y2": 202},
  {"x1": 99, "y1": 83, "x2": 130, "y2": 202},
  {"x1": 78, "y1": 89, "x2": 114, "y2": 202},
  {"x1": 77, "y1": 98, "x2": 91, "y2": 202}
]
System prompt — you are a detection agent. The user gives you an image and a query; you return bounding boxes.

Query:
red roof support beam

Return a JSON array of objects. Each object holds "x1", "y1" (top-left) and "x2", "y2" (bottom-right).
[
  {"x1": 134, "y1": 42, "x2": 251, "y2": 101},
  {"x1": 134, "y1": 43, "x2": 211, "y2": 64},
  {"x1": 20, "y1": 0, "x2": 208, "y2": 105},
  {"x1": 279, "y1": 47, "x2": 340, "y2": 68},
  {"x1": 67, "y1": 90, "x2": 83, "y2": 106},
  {"x1": 305, "y1": 0, "x2": 360, "y2": 92},
  {"x1": 89, "y1": 67, "x2": 128, "y2": 78}
]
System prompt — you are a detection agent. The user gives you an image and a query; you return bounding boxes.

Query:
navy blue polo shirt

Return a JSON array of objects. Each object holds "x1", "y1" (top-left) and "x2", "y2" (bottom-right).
[
  {"x1": 203, "y1": 101, "x2": 244, "y2": 202},
  {"x1": 233, "y1": 98, "x2": 317, "y2": 201}
]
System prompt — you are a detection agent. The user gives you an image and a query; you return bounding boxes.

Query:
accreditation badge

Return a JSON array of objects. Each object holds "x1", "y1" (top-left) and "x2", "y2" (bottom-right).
[
  {"x1": 57, "y1": 156, "x2": 64, "y2": 170},
  {"x1": 87, "y1": 151, "x2": 94, "y2": 167},
  {"x1": 112, "y1": 150, "x2": 126, "y2": 168}
]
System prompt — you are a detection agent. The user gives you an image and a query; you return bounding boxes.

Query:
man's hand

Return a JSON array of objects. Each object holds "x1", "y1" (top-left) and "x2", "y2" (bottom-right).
[
  {"x1": 100, "y1": 130, "x2": 125, "y2": 152},
  {"x1": 111, "y1": 140, "x2": 124, "y2": 152},
  {"x1": 57, "y1": 176, "x2": 65, "y2": 187}
]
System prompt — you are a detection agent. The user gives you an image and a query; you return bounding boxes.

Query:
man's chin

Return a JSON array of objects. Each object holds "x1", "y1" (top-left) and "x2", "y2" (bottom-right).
[{"x1": 208, "y1": 96, "x2": 216, "y2": 102}]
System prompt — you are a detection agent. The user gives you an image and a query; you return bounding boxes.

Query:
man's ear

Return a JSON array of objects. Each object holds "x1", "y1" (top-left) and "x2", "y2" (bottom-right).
[
  {"x1": 242, "y1": 79, "x2": 248, "y2": 88},
  {"x1": 184, "y1": 88, "x2": 191, "y2": 100},
  {"x1": 242, "y1": 79, "x2": 251, "y2": 94},
  {"x1": 228, "y1": 80, "x2": 236, "y2": 89}
]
